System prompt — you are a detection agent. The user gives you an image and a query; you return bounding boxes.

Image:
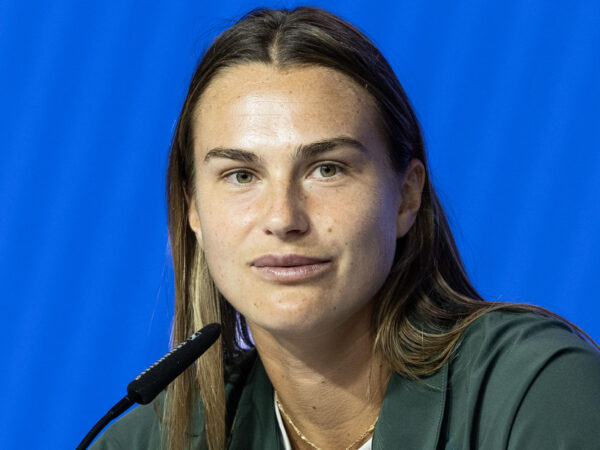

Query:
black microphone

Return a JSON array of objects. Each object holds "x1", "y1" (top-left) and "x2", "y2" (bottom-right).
[{"x1": 77, "y1": 323, "x2": 221, "y2": 450}]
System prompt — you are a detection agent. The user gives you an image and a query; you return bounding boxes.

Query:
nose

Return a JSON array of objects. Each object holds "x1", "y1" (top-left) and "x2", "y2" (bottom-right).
[{"x1": 261, "y1": 181, "x2": 310, "y2": 239}]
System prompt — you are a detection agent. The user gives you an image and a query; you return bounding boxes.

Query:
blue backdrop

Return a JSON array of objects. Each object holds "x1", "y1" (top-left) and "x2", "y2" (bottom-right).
[{"x1": 1, "y1": 1, "x2": 598, "y2": 448}]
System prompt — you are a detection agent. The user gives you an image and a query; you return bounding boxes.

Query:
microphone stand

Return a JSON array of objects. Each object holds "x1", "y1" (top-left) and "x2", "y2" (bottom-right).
[
  {"x1": 76, "y1": 323, "x2": 221, "y2": 449},
  {"x1": 76, "y1": 396, "x2": 134, "y2": 449}
]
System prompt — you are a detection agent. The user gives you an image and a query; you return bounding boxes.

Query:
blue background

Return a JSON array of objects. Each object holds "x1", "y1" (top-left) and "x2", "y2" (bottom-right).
[{"x1": 1, "y1": 1, "x2": 598, "y2": 448}]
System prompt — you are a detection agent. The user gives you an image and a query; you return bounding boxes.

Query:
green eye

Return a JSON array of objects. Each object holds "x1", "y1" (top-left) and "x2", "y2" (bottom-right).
[
  {"x1": 234, "y1": 171, "x2": 253, "y2": 184},
  {"x1": 319, "y1": 164, "x2": 337, "y2": 177}
]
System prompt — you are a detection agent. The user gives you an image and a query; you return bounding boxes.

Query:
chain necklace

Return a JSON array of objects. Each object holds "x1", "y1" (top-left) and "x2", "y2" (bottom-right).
[{"x1": 274, "y1": 391, "x2": 378, "y2": 450}]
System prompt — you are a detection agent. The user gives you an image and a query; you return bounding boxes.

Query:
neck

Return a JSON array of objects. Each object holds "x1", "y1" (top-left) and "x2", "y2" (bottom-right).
[{"x1": 249, "y1": 308, "x2": 390, "y2": 449}]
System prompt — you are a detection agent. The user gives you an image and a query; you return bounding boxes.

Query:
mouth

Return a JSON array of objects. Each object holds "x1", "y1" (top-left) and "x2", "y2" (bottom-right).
[{"x1": 251, "y1": 254, "x2": 332, "y2": 282}]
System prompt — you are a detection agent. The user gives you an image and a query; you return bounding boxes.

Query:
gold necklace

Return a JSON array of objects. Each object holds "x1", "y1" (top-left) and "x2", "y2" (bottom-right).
[{"x1": 274, "y1": 391, "x2": 378, "y2": 450}]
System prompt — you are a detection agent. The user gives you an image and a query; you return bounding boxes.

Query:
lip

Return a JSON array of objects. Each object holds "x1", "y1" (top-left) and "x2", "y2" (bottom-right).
[{"x1": 251, "y1": 254, "x2": 332, "y2": 282}]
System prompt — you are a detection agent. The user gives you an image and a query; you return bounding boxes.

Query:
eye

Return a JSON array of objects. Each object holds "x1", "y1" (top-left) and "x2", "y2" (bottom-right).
[
  {"x1": 313, "y1": 164, "x2": 340, "y2": 178},
  {"x1": 225, "y1": 170, "x2": 255, "y2": 184}
]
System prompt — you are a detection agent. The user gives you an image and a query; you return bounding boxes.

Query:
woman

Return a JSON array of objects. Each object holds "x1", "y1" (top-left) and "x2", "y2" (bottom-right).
[{"x1": 93, "y1": 7, "x2": 600, "y2": 450}]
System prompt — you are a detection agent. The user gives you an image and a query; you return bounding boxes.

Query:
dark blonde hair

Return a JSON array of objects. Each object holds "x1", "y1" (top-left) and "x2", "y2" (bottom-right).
[{"x1": 164, "y1": 7, "x2": 596, "y2": 449}]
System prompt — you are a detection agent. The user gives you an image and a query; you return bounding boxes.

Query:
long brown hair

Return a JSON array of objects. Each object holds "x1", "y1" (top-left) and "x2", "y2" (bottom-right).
[{"x1": 164, "y1": 7, "x2": 597, "y2": 449}]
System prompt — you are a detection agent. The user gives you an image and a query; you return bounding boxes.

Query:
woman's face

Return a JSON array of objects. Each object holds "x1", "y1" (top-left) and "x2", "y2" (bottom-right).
[{"x1": 189, "y1": 63, "x2": 421, "y2": 337}]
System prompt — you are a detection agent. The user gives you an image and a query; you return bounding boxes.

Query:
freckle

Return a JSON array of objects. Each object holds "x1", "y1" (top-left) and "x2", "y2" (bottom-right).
[
  {"x1": 327, "y1": 227, "x2": 332, "y2": 233},
  {"x1": 312, "y1": 405, "x2": 317, "y2": 410}
]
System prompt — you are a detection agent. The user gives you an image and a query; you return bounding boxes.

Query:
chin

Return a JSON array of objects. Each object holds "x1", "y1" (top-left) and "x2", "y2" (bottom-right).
[
  {"x1": 249, "y1": 305, "x2": 328, "y2": 333},
  {"x1": 247, "y1": 301, "x2": 370, "y2": 339}
]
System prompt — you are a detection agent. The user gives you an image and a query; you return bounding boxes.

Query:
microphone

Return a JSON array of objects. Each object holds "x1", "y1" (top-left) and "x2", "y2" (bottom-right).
[{"x1": 77, "y1": 323, "x2": 221, "y2": 450}]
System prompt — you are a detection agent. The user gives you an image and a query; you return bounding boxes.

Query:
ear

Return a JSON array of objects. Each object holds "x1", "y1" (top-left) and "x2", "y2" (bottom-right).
[
  {"x1": 396, "y1": 159, "x2": 425, "y2": 239},
  {"x1": 187, "y1": 194, "x2": 204, "y2": 248}
]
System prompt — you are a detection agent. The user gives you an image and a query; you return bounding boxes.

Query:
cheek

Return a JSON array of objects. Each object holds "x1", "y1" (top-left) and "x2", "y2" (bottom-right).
[
  {"x1": 334, "y1": 188, "x2": 398, "y2": 269},
  {"x1": 194, "y1": 197, "x2": 257, "y2": 293},
  {"x1": 316, "y1": 182, "x2": 397, "y2": 240},
  {"x1": 198, "y1": 191, "x2": 257, "y2": 247}
]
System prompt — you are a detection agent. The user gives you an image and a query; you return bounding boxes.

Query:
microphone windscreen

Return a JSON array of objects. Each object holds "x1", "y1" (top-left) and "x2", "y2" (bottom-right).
[{"x1": 126, "y1": 323, "x2": 221, "y2": 405}]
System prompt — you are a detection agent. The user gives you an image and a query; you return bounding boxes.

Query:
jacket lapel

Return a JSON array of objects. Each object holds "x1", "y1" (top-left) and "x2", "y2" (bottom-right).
[{"x1": 372, "y1": 364, "x2": 448, "y2": 449}]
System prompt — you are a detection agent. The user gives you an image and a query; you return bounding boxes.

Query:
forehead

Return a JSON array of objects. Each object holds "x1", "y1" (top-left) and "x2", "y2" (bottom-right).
[{"x1": 192, "y1": 63, "x2": 384, "y2": 152}]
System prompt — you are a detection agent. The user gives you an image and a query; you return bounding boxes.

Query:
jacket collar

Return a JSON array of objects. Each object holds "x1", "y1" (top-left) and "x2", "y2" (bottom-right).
[
  {"x1": 228, "y1": 358, "x2": 282, "y2": 450},
  {"x1": 229, "y1": 356, "x2": 448, "y2": 449}
]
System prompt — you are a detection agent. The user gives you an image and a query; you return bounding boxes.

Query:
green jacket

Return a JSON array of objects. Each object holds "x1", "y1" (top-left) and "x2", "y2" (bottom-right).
[{"x1": 91, "y1": 311, "x2": 600, "y2": 449}]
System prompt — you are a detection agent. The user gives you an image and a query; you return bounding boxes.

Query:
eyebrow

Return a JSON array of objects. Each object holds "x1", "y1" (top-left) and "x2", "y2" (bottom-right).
[{"x1": 203, "y1": 136, "x2": 367, "y2": 164}]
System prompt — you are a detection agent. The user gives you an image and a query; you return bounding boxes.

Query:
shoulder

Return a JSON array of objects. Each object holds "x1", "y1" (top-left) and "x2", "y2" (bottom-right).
[
  {"x1": 450, "y1": 308, "x2": 600, "y2": 397},
  {"x1": 445, "y1": 309, "x2": 600, "y2": 448},
  {"x1": 454, "y1": 308, "x2": 594, "y2": 365}
]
